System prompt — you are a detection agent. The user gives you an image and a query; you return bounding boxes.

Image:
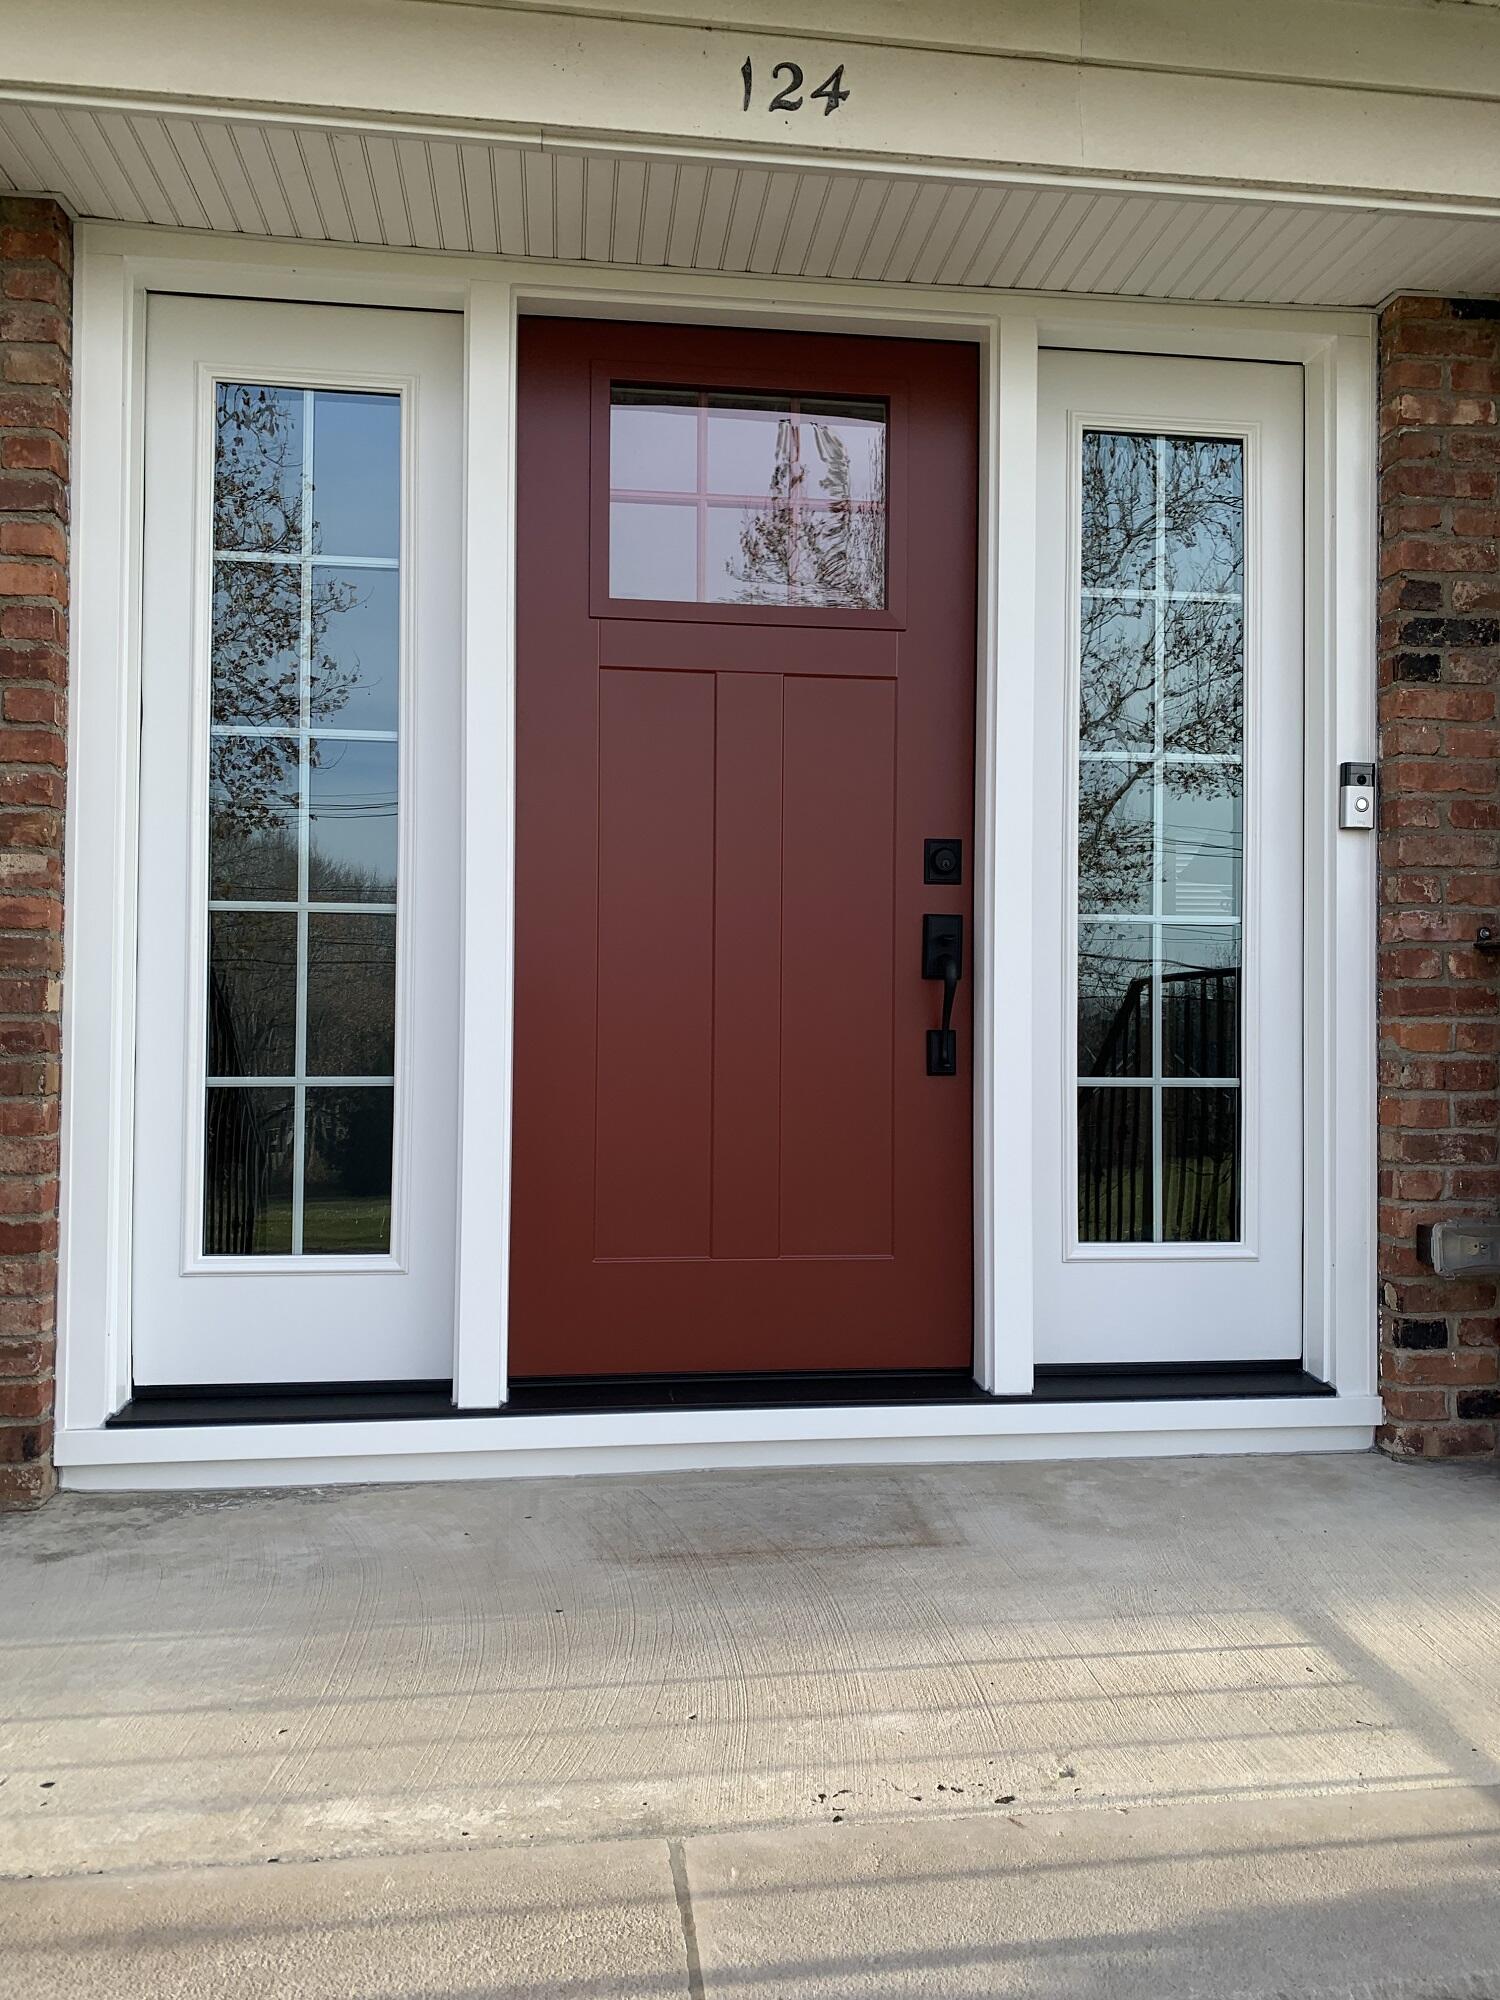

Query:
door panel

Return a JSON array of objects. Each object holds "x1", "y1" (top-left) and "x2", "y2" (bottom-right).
[
  {"x1": 132, "y1": 298, "x2": 462, "y2": 1387},
  {"x1": 510, "y1": 319, "x2": 978, "y2": 1378},
  {"x1": 1034, "y1": 351, "x2": 1304, "y2": 1365},
  {"x1": 778, "y1": 674, "x2": 897, "y2": 1258}
]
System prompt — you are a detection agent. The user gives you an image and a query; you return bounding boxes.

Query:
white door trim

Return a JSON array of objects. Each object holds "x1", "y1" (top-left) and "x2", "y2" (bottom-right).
[{"x1": 59, "y1": 223, "x2": 1378, "y2": 1463}]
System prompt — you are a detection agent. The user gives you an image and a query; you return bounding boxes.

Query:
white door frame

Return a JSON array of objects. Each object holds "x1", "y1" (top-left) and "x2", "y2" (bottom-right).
[
  {"x1": 1032, "y1": 352, "x2": 1306, "y2": 1364},
  {"x1": 56, "y1": 222, "x2": 1379, "y2": 1481}
]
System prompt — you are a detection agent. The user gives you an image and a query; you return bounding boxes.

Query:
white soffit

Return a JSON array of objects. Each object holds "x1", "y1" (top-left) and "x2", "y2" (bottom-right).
[{"x1": 2, "y1": 101, "x2": 1500, "y2": 307}]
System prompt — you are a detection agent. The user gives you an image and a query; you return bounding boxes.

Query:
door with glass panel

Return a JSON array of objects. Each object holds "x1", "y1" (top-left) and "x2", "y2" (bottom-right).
[
  {"x1": 1033, "y1": 352, "x2": 1304, "y2": 1365},
  {"x1": 510, "y1": 319, "x2": 977, "y2": 1376},
  {"x1": 131, "y1": 298, "x2": 461, "y2": 1387}
]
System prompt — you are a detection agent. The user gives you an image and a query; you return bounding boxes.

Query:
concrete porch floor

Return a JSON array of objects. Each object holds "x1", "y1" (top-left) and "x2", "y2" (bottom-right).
[{"x1": 2, "y1": 1451, "x2": 1500, "y2": 1995}]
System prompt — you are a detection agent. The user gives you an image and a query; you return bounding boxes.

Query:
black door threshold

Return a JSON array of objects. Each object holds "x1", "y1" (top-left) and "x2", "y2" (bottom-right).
[{"x1": 109, "y1": 1361, "x2": 1331, "y2": 1429}]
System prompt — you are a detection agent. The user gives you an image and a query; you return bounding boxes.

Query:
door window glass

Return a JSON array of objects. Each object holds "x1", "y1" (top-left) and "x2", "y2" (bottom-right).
[
  {"x1": 204, "y1": 383, "x2": 401, "y2": 1256},
  {"x1": 1075, "y1": 430, "x2": 1244, "y2": 1245},
  {"x1": 609, "y1": 386, "x2": 887, "y2": 609}
]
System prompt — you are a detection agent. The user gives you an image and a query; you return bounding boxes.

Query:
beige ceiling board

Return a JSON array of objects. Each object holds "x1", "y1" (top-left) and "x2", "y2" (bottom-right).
[{"x1": 2, "y1": 101, "x2": 1499, "y2": 307}]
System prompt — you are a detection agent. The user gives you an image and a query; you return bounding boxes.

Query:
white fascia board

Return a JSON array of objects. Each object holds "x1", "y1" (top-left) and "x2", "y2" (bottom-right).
[{"x1": 7, "y1": 0, "x2": 1500, "y2": 209}]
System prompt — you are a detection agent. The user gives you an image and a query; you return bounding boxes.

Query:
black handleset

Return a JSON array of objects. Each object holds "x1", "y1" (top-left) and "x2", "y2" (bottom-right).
[{"x1": 922, "y1": 913, "x2": 963, "y2": 1077}]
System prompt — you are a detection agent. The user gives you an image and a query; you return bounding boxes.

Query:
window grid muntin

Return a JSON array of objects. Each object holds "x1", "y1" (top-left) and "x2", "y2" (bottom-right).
[
  {"x1": 608, "y1": 386, "x2": 887, "y2": 607},
  {"x1": 207, "y1": 384, "x2": 400, "y2": 1258},
  {"x1": 1076, "y1": 429, "x2": 1245, "y2": 1246}
]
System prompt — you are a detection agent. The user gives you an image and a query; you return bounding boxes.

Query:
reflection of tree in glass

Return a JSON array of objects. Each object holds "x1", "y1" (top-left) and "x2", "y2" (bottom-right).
[
  {"x1": 1082, "y1": 432, "x2": 1156, "y2": 593},
  {"x1": 210, "y1": 877, "x2": 395, "y2": 1084},
  {"x1": 1164, "y1": 440, "x2": 1242, "y2": 595},
  {"x1": 208, "y1": 807, "x2": 396, "y2": 909},
  {"x1": 305, "y1": 915, "x2": 396, "y2": 1078},
  {"x1": 307, "y1": 1090, "x2": 393, "y2": 1210},
  {"x1": 1077, "y1": 762, "x2": 1152, "y2": 916},
  {"x1": 208, "y1": 913, "x2": 295, "y2": 1077},
  {"x1": 211, "y1": 386, "x2": 375, "y2": 847},
  {"x1": 1161, "y1": 597, "x2": 1242, "y2": 756},
  {"x1": 1081, "y1": 432, "x2": 1242, "y2": 597},
  {"x1": 728, "y1": 418, "x2": 885, "y2": 609},
  {"x1": 1079, "y1": 758, "x2": 1240, "y2": 918},
  {"x1": 1078, "y1": 431, "x2": 1242, "y2": 919},
  {"x1": 214, "y1": 385, "x2": 302, "y2": 555},
  {"x1": 1077, "y1": 931, "x2": 1150, "y2": 1077}
]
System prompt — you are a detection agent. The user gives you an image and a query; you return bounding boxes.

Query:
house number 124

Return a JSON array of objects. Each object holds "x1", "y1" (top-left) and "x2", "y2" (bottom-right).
[{"x1": 741, "y1": 58, "x2": 850, "y2": 116}]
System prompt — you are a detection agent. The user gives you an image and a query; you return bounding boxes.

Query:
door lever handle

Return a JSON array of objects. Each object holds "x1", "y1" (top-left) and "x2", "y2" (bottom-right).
[
  {"x1": 922, "y1": 914, "x2": 963, "y2": 1077},
  {"x1": 937, "y1": 954, "x2": 959, "y2": 1036}
]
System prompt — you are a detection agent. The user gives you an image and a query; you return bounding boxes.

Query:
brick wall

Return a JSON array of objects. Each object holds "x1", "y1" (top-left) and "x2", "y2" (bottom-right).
[
  {"x1": 0, "y1": 198, "x2": 69, "y2": 1507},
  {"x1": 1379, "y1": 295, "x2": 1500, "y2": 1460}
]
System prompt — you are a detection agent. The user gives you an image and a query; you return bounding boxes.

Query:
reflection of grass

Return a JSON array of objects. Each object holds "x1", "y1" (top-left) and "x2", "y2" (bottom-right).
[
  {"x1": 1080, "y1": 1160, "x2": 1237, "y2": 1242},
  {"x1": 303, "y1": 1196, "x2": 391, "y2": 1253},
  {"x1": 246, "y1": 1198, "x2": 391, "y2": 1255}
]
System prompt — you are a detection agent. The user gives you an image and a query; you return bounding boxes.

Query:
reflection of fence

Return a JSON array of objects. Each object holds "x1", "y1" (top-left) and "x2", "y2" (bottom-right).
[
  {"x1": 1079, "y1": 967, "x2": 1239, "y2": 1242},
  {"x1": 203, "y1": 969, "x2": 273, "y2": 1256}
]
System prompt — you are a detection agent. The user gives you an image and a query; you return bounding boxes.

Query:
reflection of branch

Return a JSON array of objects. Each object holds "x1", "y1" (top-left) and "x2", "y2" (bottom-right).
[
  {"x1": 729, "y1": 419, "x2": 885, "y2": 609},
  {"x1": 1079, "y1": 760, "x2": 1240, "y2": 914},
  {"x1": 1081, "y1": 432, "x2": 1243, "y2": 596},
  {"x1": 1080, "y1": 434, "x2": 1243, "y2": 757},
  {"x1": 215, "y1": 387, "x2": 301, "y2": 555},
  {"x1": 212, "y1": 385, "x2": 373, "y2": 860}
]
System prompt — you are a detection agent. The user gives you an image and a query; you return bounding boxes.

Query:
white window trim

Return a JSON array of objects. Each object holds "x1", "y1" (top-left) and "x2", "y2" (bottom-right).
[{"x1": 57, "y1": 224, "x2": 1380, "y2": 1482}]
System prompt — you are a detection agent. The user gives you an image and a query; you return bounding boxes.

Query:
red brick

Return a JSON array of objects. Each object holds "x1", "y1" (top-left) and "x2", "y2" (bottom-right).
[
  {"x1": 0, "y1": 603, "x2": 63, "y2": 642},
  {"x1": 1386, "y1": 686, "x2": 1496, "y2": 721},
  {"x1": 1379, "y1": 272, "x2": 1500, "y2": 1464},
  {"x1": 1, "y1": 431, "x2": 65, "y2": 478},
  {"x1": 0, "y1": 198, "x2": 65, "y2": 1509},
  {"x1": 0, "y1": 1460, "x2": 56, "y2": 1504},
  {"x1": 1381, "y1": 1388, "x2": 1450, "y2": 1422},
  {"x1": 0, "y1": 1376, "x2": 52, "y2": 1420},
  {"x1": 1387, "y1": 1021, "x2": 1453, "y2": 1053},
  {"x1": 0, "y1": 560, "x2": 64, "y2": 603},
  {"x1": 1390, "y1": 1348, "x2": 1500, "y2": 1387},
  {"x1": 0, "y1": 521, "x2": 66, "y2": 565},
  {"x1": 0, "y1": 1420, "x2": 54, "y2": 1463},
  {"x1": 0, "y1": 1334, "x2": 52, "y2": 1377}
]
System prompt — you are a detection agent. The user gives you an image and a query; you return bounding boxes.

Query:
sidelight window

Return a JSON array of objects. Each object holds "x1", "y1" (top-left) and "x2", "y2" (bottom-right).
[
  {"x1": 203, "y1": 383, "x2": 402, "y2": 1257},
  {"x1": 608, "y1": 385, "x2": 887, "y2": 609},
  {"x1": 1074, "y1": 429, "x2": 1245, "y2": 1245}
]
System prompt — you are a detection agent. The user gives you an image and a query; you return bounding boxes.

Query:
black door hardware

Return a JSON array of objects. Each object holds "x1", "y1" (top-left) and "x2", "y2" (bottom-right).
[
  {"x1": 922, "y1": 913, "x2": 963, "y2": 1076},
  {"x1": 923, "y1": 838, "x2": 963, "y2": 886}
]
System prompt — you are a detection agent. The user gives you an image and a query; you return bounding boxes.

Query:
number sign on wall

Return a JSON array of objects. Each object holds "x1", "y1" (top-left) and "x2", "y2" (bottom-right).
[{"x1": 741, "y1": 58, "x2": 850, "y2": 116}]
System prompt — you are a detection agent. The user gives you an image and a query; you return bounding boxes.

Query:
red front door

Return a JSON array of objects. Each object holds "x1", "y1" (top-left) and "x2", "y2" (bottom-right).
[{"x1": 510, "y1": 319, "x2": 977, "y2": 1378}]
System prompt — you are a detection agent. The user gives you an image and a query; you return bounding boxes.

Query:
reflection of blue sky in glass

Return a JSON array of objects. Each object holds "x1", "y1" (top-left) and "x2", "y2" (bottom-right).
[
  {"x1": 312, "y1": 392, "x2": 400, "y2": 558},
  {"x1": 309, "y1": 738, "x2": 398, "y2": 901},
  {"x1": 310, "y1": 740, "x2": 400, "y2": 904},
  {"x1": 313, "y1": 566, "x2": 400, "y2": 731},
  {"x1": 1162, "y1": 777, "x2": 1242, "y2": 919},
  {"x1": 610, "y1": 500, "x2": 696, "y2": 600}
]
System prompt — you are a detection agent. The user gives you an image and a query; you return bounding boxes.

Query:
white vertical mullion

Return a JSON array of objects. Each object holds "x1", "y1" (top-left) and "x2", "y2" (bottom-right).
[
  {"x1": 1311, "y1": 333, "x2": 1377, "y2": 1394},
  {"x1": 1151, "y1": 434, "x2": 1167, "y2": 1243},
  {"x1": 980, "y1": 315, "x2": 1038, "y2": 1396},
  {"x1": 59, "y1": 248, "x2": 141, "y2": 1426},
  {"x1": 452, "y1": 280, "x2": 516, "y2": 1409},
  {"x1": 291, "y1": 388, "x2": 314, "y2": 1257}
]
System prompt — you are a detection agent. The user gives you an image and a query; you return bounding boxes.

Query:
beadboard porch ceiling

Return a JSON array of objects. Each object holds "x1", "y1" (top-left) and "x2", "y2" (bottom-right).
[{"x1": 3, "y1": 97, "x2": 1500, "y2": 307}]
